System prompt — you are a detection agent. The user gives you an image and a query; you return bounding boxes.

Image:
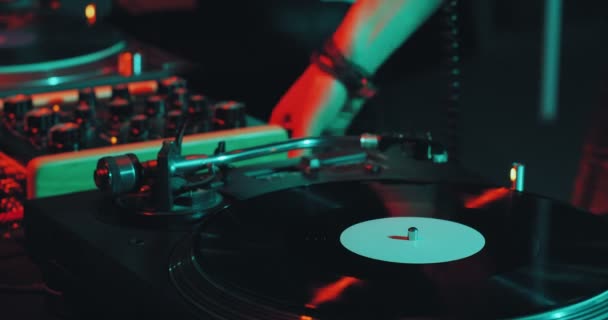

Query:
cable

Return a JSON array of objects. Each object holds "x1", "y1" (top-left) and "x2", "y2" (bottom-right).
[
  {"x1": 174, "y1": 116, "x2": 192, "y2": 151},
  {"x1": 442, "y1": 0, "x2": 462, "y2": 163}
]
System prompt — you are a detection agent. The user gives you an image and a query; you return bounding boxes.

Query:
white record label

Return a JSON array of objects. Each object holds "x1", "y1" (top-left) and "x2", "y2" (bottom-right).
[{"x1": 340, "y1": 217, "x2": 485, "y2": 264}]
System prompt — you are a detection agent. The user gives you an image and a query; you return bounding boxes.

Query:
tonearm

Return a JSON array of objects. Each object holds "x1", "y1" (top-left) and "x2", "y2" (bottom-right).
[{"x1": 93, "y1": 121, "x2": 447, "y2": 212}]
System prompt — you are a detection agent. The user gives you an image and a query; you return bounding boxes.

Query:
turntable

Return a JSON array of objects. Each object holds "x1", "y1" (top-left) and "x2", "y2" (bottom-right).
[
  {"x1": 23, "y1": 133, "x2": 608, "y2": 319},
  {"x1": 0, "y1": 12, "x2": 189, "y2": 96}
]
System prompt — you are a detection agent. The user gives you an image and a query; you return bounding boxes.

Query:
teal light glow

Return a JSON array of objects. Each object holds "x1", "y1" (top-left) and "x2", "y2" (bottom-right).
[
  {"x1": 0, "y1": 41, "x2": 127, "y2": 74},
  {"x1": 133, "y1": 52, "x2": 143, "y2": 75},
  {"x1": 539, "y1": 0, "x2": 563, "y2": 123},
  {"x1": 47, "y1": 77, "x2": 60, "y2": 86}
]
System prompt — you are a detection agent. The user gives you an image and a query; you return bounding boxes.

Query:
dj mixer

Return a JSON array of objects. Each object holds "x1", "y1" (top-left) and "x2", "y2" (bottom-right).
[{"x1": 0, "y1": 81, "x2": 287, "y2": 223}]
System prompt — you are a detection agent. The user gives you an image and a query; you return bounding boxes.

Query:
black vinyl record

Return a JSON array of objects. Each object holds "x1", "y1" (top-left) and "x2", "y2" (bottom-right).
[
  {"x1": 0, "y1": 14, "x2": 125, "y2": 73},
  {"x1": 169, "y1": 180, "x2": 608, "y2": 319}
]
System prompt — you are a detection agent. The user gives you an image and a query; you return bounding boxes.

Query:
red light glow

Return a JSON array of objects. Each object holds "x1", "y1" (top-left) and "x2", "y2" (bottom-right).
[
  {"x1": 464, "y1": 188, "x2": 510, "y2": 209},
  {"x1": 118, "y1": 52, "x2": 133, "y2": 77},
  {"x1": 306, "y1": 276, "x2": 361, "y2": 309}
]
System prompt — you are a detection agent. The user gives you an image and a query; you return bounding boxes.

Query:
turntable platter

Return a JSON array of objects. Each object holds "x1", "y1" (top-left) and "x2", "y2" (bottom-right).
[
  {"x1": 169, "y1": 181, "x2": 608, "y2": 319},
  {"x1": 0, "y1": 15, "x2": 125, "y2": 73}
]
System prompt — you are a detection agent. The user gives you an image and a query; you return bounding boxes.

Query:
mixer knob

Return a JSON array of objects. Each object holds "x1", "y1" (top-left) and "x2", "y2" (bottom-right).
[
  {"x1": 111, "y1": 84, "x2": 131, "y2": 101},
  {"x1": 49, "y1": 122, "x2": 81, "y2": 152},
  {"x1": 73, "y1": 103, "x2": 96, "y2": 147},
  {"x1": 3, "y1": 94, "x2": 33, "y2": 122},
  {"x1": 165, "y1": 110, "x2": 183, "y2": 137},
  {"x1": 188, "y1": 94, "x2": 211, "y2": 116},
  {"x1": 188, "y1": 94, "x2": 212, "y2": 132},
  {"x1": 170, "y1": 87, "x2": 189, "y2": 111},
  {"x1": 73, "y1": 101, "x2": 95, "y2": 127},
  {"x1": 145, "y1": 96, "x2": 166, "y2": 138},
  {"x1": 78, "y1": 87, "x2": 97, "y2": 107},
  {"x1": 51, "y1": 105, "x2": 72, "y2": 123},
  {"x1": 144, "y1": 95, "x2": 166, "y2": 118},
  {"x1": 24, "y1": 107, "x2": 56, "y2": 136},
  {"x1": 128, "y1": 114, "x2": 149, "y2": 142},
  {"x1": 214, "y1": 101, "x2": 247, "y2": 130},
  {"x1": 157, "y1": 76, "x2": 187, "y2": 96},
  {"x1": 108, "y1": 98, "x2": 133, "y2": 122},
  {"x1": 73, "y1": 101, "x2": 95, "y2": 126}
]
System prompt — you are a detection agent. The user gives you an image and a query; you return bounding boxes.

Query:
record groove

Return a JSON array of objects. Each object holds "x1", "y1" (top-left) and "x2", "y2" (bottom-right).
[{"x1": 169, "y1": 181, "x2": 608, "y2": 319}]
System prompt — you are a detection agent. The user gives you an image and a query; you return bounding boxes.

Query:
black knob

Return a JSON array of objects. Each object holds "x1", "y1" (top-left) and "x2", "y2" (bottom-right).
[
  {"x1": 214, "y1": 101, "x2": 247, "y2": 130},
  {"x1": 188, "y1": 94, "x2": 211, "y2": 116},
  {"x1": 24, "y1": 107, "x2": 56, "y2": 135},
  {"x1": 51, "y1": 105, "x2": 72, "y2": 123},
  {"x1": 3, "y1": 94, "x2": 33, "y2": 122},
  {"x1": 170, "y1": 87, "x2": 189, "y2": 111},
  {"x1": 157, "y1": 76, "x2": 187, "y2": 96},
  {"x1": 74, "y1": 101, "x2": 95, "y2": 126},
  {"x1": 49, "y1": 122, "x2": 81, "y2": 152},
  {"x1": 111, "y1": 84, "x2": 131, "y2": 101},
  {"x1": 144, "y1": 95, "x2": 166, "y2": 118},
  {"x1": 73, "y1": 103, "x2": 95, "y2": 147},
  {"x1": 108, "y1": 98, "x2": 133, "y2": 122},
  {"x1": 188, "y1": 94, "x2": 212, "y2": 132},
  {"x1": 165, "y1": 110, "x2": 183, "y2": 137},
  {"x1": 128, "y1": 114, "x2": 149, "y2": 142},
  {"x1": 78, "y1": 88, "x2": 97, "y2": 107}
]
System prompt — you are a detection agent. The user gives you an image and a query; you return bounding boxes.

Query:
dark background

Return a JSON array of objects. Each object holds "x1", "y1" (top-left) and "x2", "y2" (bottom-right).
[
  {"x1": 2, "y1": 1, "x2": 608, "y2": 319},
  {"x1": 107, "y1": 0, "x2": 608, "y2": 204}
]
